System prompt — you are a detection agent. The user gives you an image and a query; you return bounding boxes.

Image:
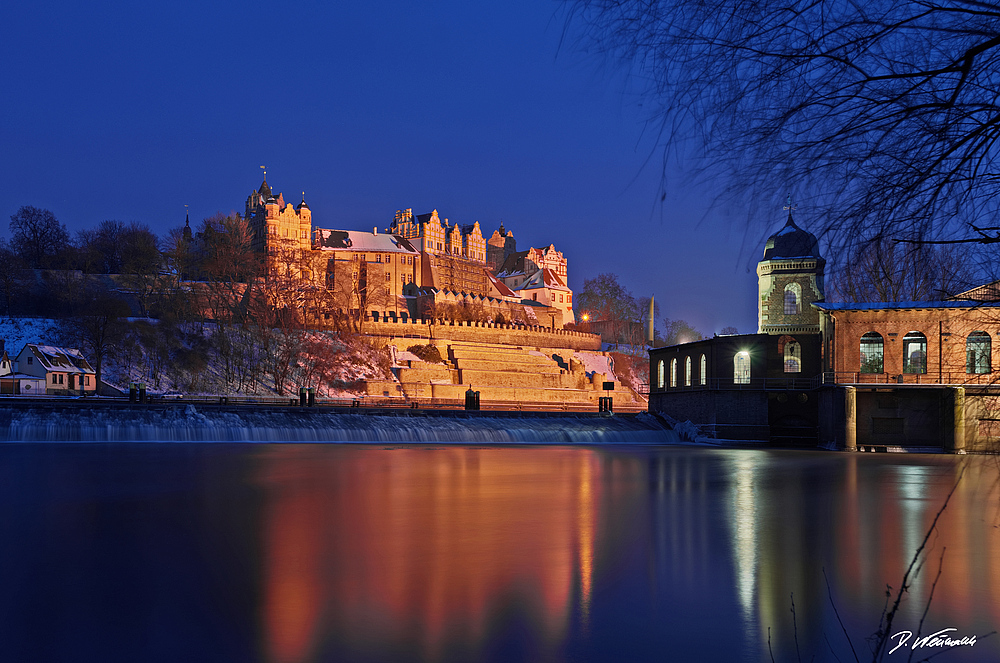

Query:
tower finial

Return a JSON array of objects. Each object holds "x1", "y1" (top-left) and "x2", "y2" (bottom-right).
[
  {"x1": 260, "y1": 165, "x2": 267, "y2": 182},
  {"x1": 184, "y1": 204, "x2": 189, "y2": 226}
]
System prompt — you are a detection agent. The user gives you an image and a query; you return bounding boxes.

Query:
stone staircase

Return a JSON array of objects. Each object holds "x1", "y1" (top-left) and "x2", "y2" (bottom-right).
[{"x1": 373, "y1": 339, "x2": 640, "y2": 408}]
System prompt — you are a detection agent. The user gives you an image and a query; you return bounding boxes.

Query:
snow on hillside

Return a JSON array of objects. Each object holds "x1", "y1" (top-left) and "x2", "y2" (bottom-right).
[{"x1": 0, "y1": 317, "x2": 59, "y2": 355}]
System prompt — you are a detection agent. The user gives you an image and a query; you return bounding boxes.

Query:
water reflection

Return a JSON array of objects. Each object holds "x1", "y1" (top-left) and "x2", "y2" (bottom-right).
[
  {"x1": 0, "y1": 445, "x2": 998, "y2": 662},
  {"x1": 256, "y1": 447, "x2": 602, "y2": 662}
]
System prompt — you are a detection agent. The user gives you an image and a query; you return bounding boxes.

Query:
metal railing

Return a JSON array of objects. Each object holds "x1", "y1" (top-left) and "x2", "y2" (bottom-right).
[{"x1": 822, "y1": 371, "x2": 1000, "y2": 386}]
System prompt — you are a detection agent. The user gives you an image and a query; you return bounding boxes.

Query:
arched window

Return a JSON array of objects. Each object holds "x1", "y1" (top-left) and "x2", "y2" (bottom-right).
[
  {"x1": 784, "y1": 283, "x2": 801, "y2": 315},
  {"x1": 967, "y1": 332, "x2": 991, "y2": 374},
  {"x1": 903, "y1": 331, "x2": 927, "y2": 374},
  {"x1": 670, "y1": 358, "x2": 678, "y2": 387},
  {"x1": 734, "y1": 351, "x2": 751, "y2": 384},
  {"x1": 657, "y1": 360, "x2": 665, "y2": 389},
  {"x1": 700, "y1": 355, "x2": 707, "y2": 385},
  {"x1": 860, "y1": 332, "x2": 884, "y2": 373},
  {"x1": 685, "y1": 356, "x2": 692, "y2": 386},
  {"x1": 784, "y1": 341, "x2": 801, "y2": 373}
]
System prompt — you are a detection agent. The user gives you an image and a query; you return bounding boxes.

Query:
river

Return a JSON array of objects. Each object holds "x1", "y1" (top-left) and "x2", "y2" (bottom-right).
[{"x1": 0, "y1": 443, "x2": 996, "y2": 662}]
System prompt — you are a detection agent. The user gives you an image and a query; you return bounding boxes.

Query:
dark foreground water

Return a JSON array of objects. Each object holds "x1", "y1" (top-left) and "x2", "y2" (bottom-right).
[{"x1": 0, "y1": 444, "x2": 998, "y2": 663}]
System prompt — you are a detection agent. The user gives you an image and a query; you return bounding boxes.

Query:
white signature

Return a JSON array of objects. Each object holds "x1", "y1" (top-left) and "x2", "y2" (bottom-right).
[{"x1": 889, "y1": 628, "x2": 977, "y2": 654}]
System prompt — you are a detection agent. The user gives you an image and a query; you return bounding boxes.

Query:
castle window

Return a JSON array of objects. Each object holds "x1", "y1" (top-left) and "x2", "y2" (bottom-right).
[
  {"x1": 684, "y1": 356, "x2": 692, "y2": 386},
  {"x1": 700, "y1": 354, "x2": 707, "y2": 385},
  {"x1": 427, "y1": 240, "x2": 432, "y2": 249},
  {"x1": 784, "y1": 283, "x2": 801, "y2": 315},
  {"x1": 784, "y1": 340, "x2": 801, "y2": 373},
  {"x1": 734, "y1": 352, "x2": 750, "y2": 384},
  {"x1": 967, "y1": 332, "x2": 991, "y2": 374},
  {"x1": 860, "y1": 332, "x2": 884, "y2": 373},
  {"x1": 657, "y1": 360, "x2": 665, "y2": 389},
  {"x1": 385, "y1": 273, "x2": 391, "y2": 282},
  {"x1": 670, "y1": 358, "x2": 677, "y2": 387},
  {"x1": 376, "y1": 255, "x2": 381, "y2": 263},
  {"x1": 902, "y1": 331, "x2": 927, "y2": 374}
]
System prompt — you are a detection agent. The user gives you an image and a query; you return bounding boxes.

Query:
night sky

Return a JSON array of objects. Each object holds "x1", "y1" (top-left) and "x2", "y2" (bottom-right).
[{"x1": 2, "y1": 0, "x2": 773, "y2": 334}]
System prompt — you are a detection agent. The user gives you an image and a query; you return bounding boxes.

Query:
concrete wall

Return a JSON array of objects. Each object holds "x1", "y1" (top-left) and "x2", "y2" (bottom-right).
[{"x1": 648, "y1": 390, "x2": 770, "y2": 440}]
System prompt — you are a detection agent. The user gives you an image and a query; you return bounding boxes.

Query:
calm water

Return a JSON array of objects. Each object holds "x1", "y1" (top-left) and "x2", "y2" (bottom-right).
[{"x1": 0, "y1": 444, "x2": 998, "y2": 662}]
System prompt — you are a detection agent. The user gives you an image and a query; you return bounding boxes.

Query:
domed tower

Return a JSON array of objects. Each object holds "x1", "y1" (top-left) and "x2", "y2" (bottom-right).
[{"x1": 757, "y1": 212, "x2": 826, "y2": 334}]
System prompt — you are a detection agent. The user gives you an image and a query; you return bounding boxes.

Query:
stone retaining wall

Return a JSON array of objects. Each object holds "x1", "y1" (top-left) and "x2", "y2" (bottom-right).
[{"x1": 362, "y1": 318, "x2": 601, "y2": 351}]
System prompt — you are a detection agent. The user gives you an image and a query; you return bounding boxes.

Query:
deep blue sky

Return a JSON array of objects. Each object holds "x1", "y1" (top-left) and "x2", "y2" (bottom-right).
[{"x1": 1, "y1": 0, "x2": 777, "y2": 334}]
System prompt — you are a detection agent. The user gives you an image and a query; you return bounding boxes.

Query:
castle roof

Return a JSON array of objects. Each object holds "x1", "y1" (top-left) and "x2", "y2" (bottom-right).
[
  {"x1": 258, "y1": 179, "x2": 271, "y2": 198},
  {"x1": 762, "y1": 213, "x2": 823, "y2": 261},
  {"x1": 314, "y1": 228, "x2": 419, "y2": 254}
]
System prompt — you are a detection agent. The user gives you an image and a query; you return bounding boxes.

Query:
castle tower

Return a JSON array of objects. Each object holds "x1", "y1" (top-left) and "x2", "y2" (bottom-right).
[{"x1": 756, "y1": 212, "x2": 825, "y2": 334}]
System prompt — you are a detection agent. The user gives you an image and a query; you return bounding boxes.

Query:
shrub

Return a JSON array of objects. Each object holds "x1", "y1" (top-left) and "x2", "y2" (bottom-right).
[{"x1": 407, "y1": 344, "x2": 443, "y2": 364}]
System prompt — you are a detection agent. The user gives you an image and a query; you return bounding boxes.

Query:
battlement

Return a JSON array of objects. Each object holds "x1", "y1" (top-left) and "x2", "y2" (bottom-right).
[{"x1": 360, "y1": 317, "x2": 602, "y2": 351}]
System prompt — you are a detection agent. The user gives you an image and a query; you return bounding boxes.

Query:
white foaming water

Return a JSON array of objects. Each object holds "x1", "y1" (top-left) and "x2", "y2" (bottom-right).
[{"x1": 1, "y1": 405, "x2": 681, "y2": 444}]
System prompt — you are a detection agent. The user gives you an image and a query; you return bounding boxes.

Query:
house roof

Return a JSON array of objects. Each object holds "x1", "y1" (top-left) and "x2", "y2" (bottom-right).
[
  {"x1": 314, "y1": 229, "x2": 419, "y2": 254},
  {"x1": 519, "y1": 268, "x2": 569, "y2": 291},
  {"x1": 484, "y1": 271, "x2": 518, "y2": 298},
  {"x1": 495, "y1": 250, "x2": 530, "y2": 277},
  {"x1": 24, "y1": 345, "x2": 95, "y2": 374},
  {"x1": 950, "y1": 280, "x2": 1000, "y2": 302}
]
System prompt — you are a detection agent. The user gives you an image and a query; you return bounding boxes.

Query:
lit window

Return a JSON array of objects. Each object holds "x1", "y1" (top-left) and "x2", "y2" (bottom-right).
[
  {"x1": 784, "y1": 283, "x2": 801, "y2": 315},
  {"x1": 670, "y1": 358, "x2": 677, "y2": 387},
  {"x1": 684, "y1": 356, "x2": 692, "y2": 386},
  {"x1": 967, "y1": 331, "x2": 991, "y2": 374},
  {"x1": 860, "y1": 332, "x2": 884, "y2": 373},
  {"x1": 734, "y1": 352, "x2": 750, "y2": 384},
  {"x1": 700, "y1": 355, "x2": 707, "y2": 385},
  {"x1": 657, "y1": 360, "x2": 664, "y2": 389},
  {"x1": 902, "y1": 331, "x2": 927, "y2": 374},
  {"x1": 784, "y1": 340, "x2": 801, "y2": 373}
]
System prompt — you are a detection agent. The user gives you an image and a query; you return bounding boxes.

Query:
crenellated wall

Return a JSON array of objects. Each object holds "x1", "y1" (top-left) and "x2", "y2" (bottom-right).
[{"x1": 360, "y1": 318, "x2": 602, "y2": 351}]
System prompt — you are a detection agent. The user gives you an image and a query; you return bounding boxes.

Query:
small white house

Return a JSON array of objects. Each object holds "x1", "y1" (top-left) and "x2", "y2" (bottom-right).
[{"x1": 15, "y1": 344, "x2": 97, "y2": 395}]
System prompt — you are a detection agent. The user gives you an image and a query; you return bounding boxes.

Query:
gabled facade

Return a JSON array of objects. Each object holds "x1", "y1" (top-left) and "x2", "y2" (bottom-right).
[{"x1": 16, "y1": 344, "x2": 97, "y2": 395}]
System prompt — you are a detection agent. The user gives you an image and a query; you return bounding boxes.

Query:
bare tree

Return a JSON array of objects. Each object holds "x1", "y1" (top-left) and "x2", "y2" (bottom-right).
[
  {"x1": 9, "y1": 206, "x2": 70, "y2": 269},
  {"x1": 831, "y1": 236, "x2": 972, "y2": 302},
  {"x1": 61, "y1": 287, "x2": 131, "y2": 395},
  {"x1": 576, "y1": 272, "x2": 639, "y2": 347},
  {"x1": 562, "y1": 0, "x2": 1000, "y2": 253}
]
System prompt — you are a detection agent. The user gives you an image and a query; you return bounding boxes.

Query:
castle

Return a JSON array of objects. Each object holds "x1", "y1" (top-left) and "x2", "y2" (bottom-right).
[{"x1": 238, "y1": 176, "x2": 574, "y2": 327}]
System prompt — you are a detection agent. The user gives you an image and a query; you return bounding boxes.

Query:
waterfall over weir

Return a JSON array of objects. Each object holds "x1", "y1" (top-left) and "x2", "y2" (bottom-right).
[{"x1": 0, "y1": 405, "x2": 680, "y2": 444}]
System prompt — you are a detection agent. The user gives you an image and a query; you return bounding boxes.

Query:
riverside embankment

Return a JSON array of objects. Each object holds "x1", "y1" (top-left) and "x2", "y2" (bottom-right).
[{"x1": 0, "y1": 398, "x2": 676, "y2": 443}]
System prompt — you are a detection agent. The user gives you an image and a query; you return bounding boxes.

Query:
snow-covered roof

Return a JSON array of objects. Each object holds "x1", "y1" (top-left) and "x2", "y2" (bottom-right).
[
  {"x1": 484, "y1": 271, "x2": 518, "y2": 298},
  {"x1": 23, "y1": 344, "x2": 95, "y2": 374},
  {"x1": 314, "y1": 229, "x2": 419, "y2": 254},
  {"x1": 519, "y1": 268, "x2": 569, "y2": 291}
]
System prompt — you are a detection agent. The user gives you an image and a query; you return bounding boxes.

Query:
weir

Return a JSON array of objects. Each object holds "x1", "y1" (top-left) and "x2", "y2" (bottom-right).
[{"x1": 0, "y1": 404, "x2": 679, "y2": 444}]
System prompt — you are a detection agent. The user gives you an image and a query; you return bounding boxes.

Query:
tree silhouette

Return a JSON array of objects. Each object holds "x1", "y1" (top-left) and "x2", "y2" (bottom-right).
[{"x1": 563, "y1": 0, "x2": 1000, "y2": 253}]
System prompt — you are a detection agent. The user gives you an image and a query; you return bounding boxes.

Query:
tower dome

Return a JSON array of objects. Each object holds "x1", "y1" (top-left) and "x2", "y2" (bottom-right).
[{"x1": 762, "y1": 213, "x2": 822, "y2": 260}]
